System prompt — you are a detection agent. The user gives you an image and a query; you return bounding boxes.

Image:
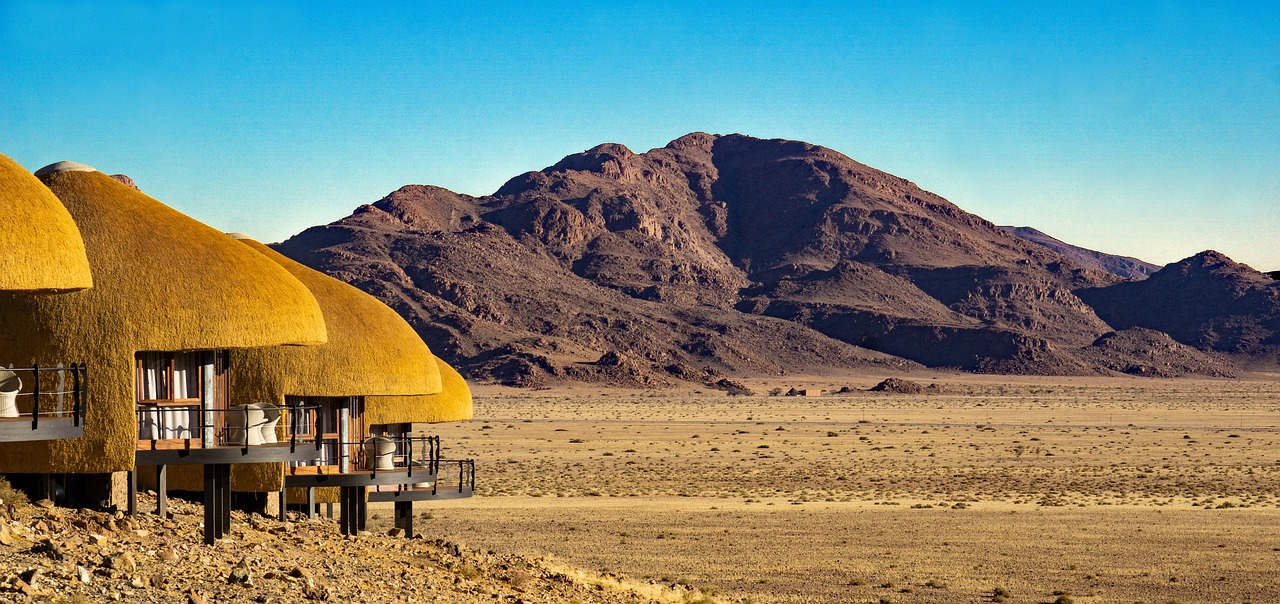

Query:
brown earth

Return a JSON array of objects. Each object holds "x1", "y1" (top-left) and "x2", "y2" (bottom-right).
[
  {"x1": 407, "y1": 376, "x2": 1280, "y2": 604},
  {"x1": 276, "y1": 133, "x2": 1264, "y2": 384}
]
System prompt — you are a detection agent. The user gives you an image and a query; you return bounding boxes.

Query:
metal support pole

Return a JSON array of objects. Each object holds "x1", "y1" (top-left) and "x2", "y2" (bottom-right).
[
  {"x1": 156, "y1": 465, "x2": 167, "y2": 517},
  {"x1": 277, "y1": 490, "x2": 287, "y2": 522},
  {"x1": 306, "y1": 487, "x2": 316, "y2": 520},
  {"x1": 325, "y1": 503, "x2": 333, "y2": 519}
]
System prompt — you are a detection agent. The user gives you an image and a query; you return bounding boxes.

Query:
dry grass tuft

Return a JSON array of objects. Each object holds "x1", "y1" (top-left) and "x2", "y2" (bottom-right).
[
  {"x1": 0, "y1": 476, "x2": 28, "y2": 507},
  {"x1": 541, "y1": 558, "x2": 728, "y2": 604}
]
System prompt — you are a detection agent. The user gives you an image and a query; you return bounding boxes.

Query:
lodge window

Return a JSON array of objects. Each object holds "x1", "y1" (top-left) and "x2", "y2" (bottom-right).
[
  {"x1": 135, "y1": 351, "x2": 228, "y2": 441},
  {"x1": 289, "y1": 396, "x2": 362, "y2": 468}
]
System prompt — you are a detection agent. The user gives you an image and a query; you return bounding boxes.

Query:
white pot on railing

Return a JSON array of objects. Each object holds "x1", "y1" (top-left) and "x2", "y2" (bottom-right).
[
  {"x1": 258, "y1": 403, "x2": 281, "y2": 443},
  {"x1": 0, "y1": 371, "x2": 21, "y2": 418},
  {"x1": 410, "y1": 460, "x2": 434, "y2": 489},
  {"x1": 226, "y1": 404, "x2": 268, "y2": 446},
  {"x1": 363, "y1": 436, "x2": 395, "y2": 470}
]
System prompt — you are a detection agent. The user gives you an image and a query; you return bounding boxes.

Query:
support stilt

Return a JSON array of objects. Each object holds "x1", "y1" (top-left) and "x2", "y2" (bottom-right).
[
  {"x1": 355, "y1": 486, "x2": 367, "y2": 533},
  {"x1": 127, "y1": 469, "x2": 137, "y2": 517},
  {"x1": 394, "y1": 500, "x2": 413, "y2": 537},
  {"x1": 203, "y1": 465, "x2": 217, "y2": 545},
  {"x1": 338, "y1": 487, "x2": 352, "y2": 536},
  {"x1": 156, "y1": 465, "x2": 167, "y2": 517},
  {"x1": 219, "y1": 464, "x2": 231, "y2": 537}
]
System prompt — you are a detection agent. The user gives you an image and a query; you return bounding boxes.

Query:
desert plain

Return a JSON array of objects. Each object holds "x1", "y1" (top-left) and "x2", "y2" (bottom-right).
[{"x1": 372, "y1": 372, "x2": 1280, "y2": 604}]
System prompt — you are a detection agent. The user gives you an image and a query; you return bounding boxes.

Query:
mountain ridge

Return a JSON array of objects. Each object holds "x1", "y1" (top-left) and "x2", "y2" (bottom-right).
[{"x1": 276, "y1": 133, "x2": 1264, "y2": 385}]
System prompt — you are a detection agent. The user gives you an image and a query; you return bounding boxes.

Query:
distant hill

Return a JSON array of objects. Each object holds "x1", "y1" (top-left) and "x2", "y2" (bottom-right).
[
  {"x1": 277, "y1": 133, "x2": 1257, "y2": 384},
  {"x1": 1077, "y1": 251, "x2": 1280, "y2": 355},
  {"x1": 1000, "y1": 226, "x2": 1159, "y2": 280}
]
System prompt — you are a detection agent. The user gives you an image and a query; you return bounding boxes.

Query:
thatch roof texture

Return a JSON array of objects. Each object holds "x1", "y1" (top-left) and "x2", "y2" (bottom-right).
[
  {"x1": 229, "y1": 237, "x2": 443, "y2": 404},
  {"x1": 365, "y1": 356, "x2": 472, "y2": 426},
  {"x1": 0, "y1": 167, "x2": 328, "y2": 474},
  {"x1": 0, "y1": 154, "x2": 93, "y2": 292}
]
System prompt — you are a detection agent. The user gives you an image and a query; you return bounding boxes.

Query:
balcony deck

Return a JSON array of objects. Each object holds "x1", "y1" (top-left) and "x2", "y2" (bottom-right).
[
  {"x1": 135, "y1": 439, "x2": 322, "y2": 465},
  {"x1": 285, "y1": 465, "x2": 440, "y2": 487},
  {"x1": 0, "y1": 415, "x2": 83, "y2": 442}
]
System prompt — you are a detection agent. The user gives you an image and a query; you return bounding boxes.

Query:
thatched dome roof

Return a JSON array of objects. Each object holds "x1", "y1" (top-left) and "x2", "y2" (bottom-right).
[
  {"x1": 230, "y1": 237, "x2": 443, "y2": 402},
  {"x1": 365, "y1": 356, "x2": 472, "y2": 426},
  {"x1": 0, "y1": 168, "x2": 328, "y2": 473},
  {"x1": 0, "y1": 154, "x2": 93, "y2": 292}
]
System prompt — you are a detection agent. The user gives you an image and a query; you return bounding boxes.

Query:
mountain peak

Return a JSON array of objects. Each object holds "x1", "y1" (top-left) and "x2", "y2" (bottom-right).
[
  {"x1": 1161, "y1": 250, "x2": 1272, "y2": 285},
  {"x1": 548, "y1": 142, "x2": 638, "y2": 175},
  {"x1": 664, "y1": 132, "x2": 720, "y2": 152}
]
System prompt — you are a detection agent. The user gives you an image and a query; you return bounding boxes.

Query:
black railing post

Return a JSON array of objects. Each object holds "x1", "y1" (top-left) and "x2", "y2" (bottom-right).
[
  {"x1": 72, "y1": 364, "x2": 82, "y2": 427},
  {"x1": 288, "y1": 403, "x2": 298, "y2": 453},
  {"x1": 31, "y1": 364, "x2": 40, "y2": 430}
]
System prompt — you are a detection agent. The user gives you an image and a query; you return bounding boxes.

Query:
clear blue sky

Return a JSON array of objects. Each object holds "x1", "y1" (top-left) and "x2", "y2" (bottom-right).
[{"x1": 2, "y1": 1, "x2": 1277, "y2": 269}]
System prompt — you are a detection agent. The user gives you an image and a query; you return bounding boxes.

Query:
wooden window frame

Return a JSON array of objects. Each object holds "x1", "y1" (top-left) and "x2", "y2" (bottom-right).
[{"x1": 134, "y1": 351, "x2": 229, "y2": 445}]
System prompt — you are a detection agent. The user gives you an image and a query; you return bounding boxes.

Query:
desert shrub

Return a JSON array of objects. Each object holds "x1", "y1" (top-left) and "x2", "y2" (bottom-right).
[
  {"x1": 0, "y1": 476, "x2": 28, "y2": 507},
  {"x1": 454, "y1": 563, "x2": 482, "y2": 580}
]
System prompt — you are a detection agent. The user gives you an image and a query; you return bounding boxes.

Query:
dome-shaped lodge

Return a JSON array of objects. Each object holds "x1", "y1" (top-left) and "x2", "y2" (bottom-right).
[
  {"x1": 223, "y1": 239, "x2": 471, "y2": 498},
  {"x1": 229, "y1": 236, "x2": 444, "y2": 403},
  {"x1": 0, "y1": 154, "x2": 92, "y2": 292},
  {"x1": 0, "y1": 165, "x2": 328, "y2": 475},
  {"x1": 148, "y1": 236, "x2": 458, "y2": 493},
  {"x1": 365, "y1": 356, "x2": 472, "y2": 426}
]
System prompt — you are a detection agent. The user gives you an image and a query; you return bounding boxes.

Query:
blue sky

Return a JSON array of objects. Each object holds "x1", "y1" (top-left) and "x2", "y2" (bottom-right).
[{"x1": 2, "y1": 1, "x2": 1277, "y2": 269}]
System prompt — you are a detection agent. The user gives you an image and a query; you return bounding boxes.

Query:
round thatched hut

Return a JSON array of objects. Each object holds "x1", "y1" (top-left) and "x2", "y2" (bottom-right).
[
  {"x1": 229, "y1": 236, "x2": 444, "y2": 404},
  {"x1": 0, "y1": 154, "x2": 92, "y2": 292},
  {"x1": 0, "y1": 165, "x2": 327, "y2": 497},
  {"x1": 150, "y1": 236, "x2": 460, "y2": 492},
  {"x1": 364, "y1": 356, "x2": 472, "y2": 426}
]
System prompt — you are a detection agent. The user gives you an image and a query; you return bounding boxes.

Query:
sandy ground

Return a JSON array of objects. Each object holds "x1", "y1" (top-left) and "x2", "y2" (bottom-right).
[{"x1": 371, "y1": 373, "x2": 1280, "y2": 604}]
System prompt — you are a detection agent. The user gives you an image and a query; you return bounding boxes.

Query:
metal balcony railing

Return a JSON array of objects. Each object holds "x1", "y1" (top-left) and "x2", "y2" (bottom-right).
[
  {"x1": 433, "y1": 458, "x2": 475, "y2": 495},
  {"x1": 292, "y1": 434, "x2": 443, "y2": 475},
  {"x1": 0, "y1": 364, "x2": 87, "y2": 430},
  {"x1": 136, "y1": 403, "x2": 322, "y2": 449}
]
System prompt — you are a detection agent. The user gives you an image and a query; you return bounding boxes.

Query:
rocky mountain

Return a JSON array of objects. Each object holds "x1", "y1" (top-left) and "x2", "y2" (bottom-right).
[
  {"x1": 277, "y1": 133, "x2": 1256, "y2": 385},
  {"x1": 1076, "y1": 251, "x2": 1280, "y2": 356},
  {"x1": 1000, "y1": 226, "x2": 1159, "y2": 280}
]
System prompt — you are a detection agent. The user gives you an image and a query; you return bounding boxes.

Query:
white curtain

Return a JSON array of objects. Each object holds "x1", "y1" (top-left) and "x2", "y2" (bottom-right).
[
  {"x1": 137, "y1": 405, "x2": 197, "y2": 440},
  {"x1": 139, "y1": 353, "x2": 167, "y2": 400}
]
